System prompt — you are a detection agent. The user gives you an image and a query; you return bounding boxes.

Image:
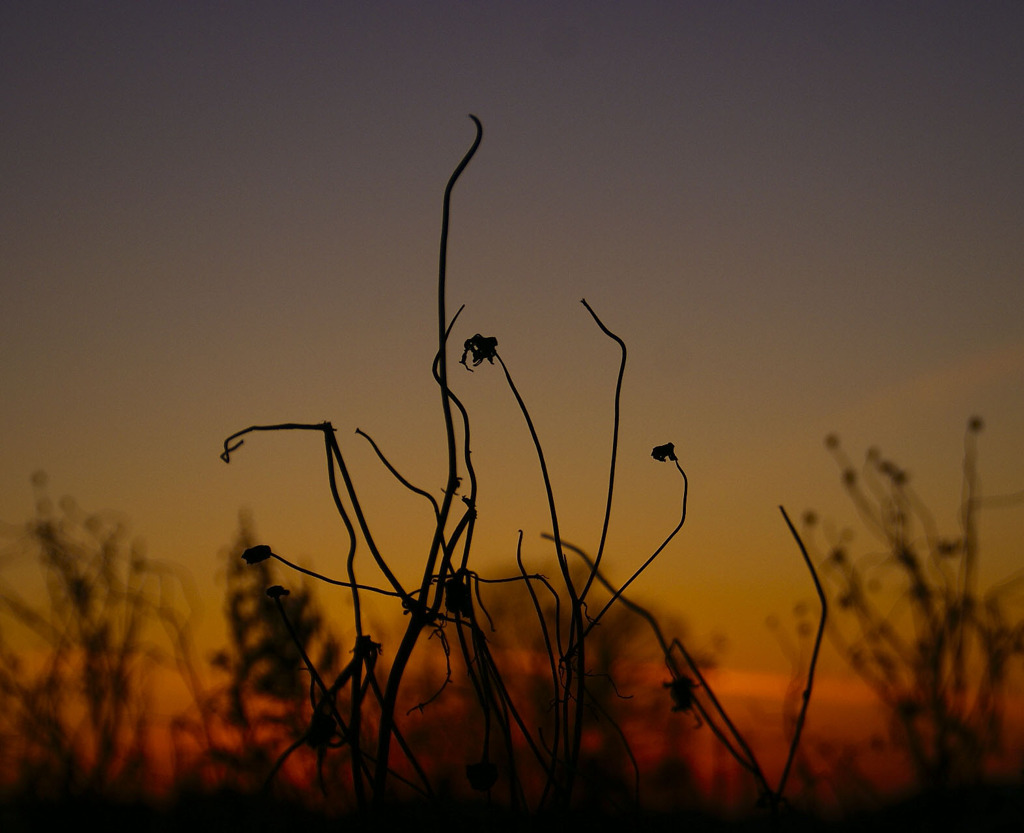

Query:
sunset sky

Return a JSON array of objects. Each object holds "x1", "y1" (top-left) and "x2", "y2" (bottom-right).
[{"x1": 2, "y1": 0, "x2": 1023, "y2": 739}]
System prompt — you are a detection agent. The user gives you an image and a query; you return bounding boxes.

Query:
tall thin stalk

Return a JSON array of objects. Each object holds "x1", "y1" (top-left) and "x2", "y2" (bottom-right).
[{"x1": 372, "y1": 115, "x2": 483, "y2": 803}]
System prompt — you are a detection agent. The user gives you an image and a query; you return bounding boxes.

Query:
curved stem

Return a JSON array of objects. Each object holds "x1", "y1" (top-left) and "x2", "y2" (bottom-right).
[
  {"x1": 356, "y1": 428, "x2": 440, "y2": 518},
  {"x1": 326, "y1": 432, "x2": 409, "y2": 601},
  {"x1": 269, "y1": 551, "x2": 400, "y2": 598},
  {"x1": 374, "y1": 116, "x2": 482, "y2": 804},
  {"x1": 494, "y1": 352, "x2": 573, "y2": 602},
  {"x1": 220, "y1": 421, "x2": 333, "y2": 463},
  {"x1": 516, "y1": 533, "x2": 562, "y2": 804},
  {"x1": 776, "y1": 505, "x2": 827, "y2": 799},
  {"x1": 577, "y1": 298, "x2": 627, "y2": 603},
  {"x1": 583, "y1": 458, "x2": 688, "y2": 636}
]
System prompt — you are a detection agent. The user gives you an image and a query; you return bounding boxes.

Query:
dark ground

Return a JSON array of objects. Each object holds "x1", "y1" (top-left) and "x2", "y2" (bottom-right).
[{"x1": 2, "y1": 783, "x2": 1023, "y2": 833}]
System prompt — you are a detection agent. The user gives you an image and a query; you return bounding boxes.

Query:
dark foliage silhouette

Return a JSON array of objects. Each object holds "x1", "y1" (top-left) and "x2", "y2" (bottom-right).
[
  {"x1": 802, "y1": 418, "x2": 1024, "y2": 791},
  {"x1": 0, "y1": 473, "x2": 200, "y2": 801},
  {"x1": 172, "y1": 513, "x2": 343, "y2": 801}
]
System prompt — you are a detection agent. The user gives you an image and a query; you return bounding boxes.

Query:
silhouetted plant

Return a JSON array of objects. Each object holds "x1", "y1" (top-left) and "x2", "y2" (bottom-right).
[
  {"x1": 219, "y1": 116, "x2": 497, "y2": 810},
  {"x1": 172, "y1": 514, "x2": 343, "y2": 800},
  {"x1": 216, "y1": 116, "x2": 827, "y2": 822},
  {"x1": 803, "y1": 418, "x2": 1024, "y2": 790},
  {"x1": 0, "y1": 473, "x2": 200, "y2": 801},
  {"x1": 546, "y1": 504, "x2": 826, "y2": 827}
]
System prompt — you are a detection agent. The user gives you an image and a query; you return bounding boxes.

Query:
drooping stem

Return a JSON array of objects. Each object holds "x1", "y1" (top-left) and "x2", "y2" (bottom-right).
[{"x1": 583, "y1": 458, "x2": 687, "y2": 637}]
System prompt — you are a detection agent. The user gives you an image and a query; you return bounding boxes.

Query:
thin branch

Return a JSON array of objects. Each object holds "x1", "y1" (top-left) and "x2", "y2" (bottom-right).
[
  {"x1": 583, "y1": 457, "x2": 688, "y2": 636},
  {"x1": 356, "y1": 429, "x2": 440, "y2": 518},
  {"x1": 220, "y1": 421, "x2": 333, "y2": 463},
  {"x1": 776, "y1": 505, "x2": 827, "y2": 799},
  {"x1": 264, "y1": 550, "x2": 402, "y2": 599},
  {"x1": 577, "y1": 298, "x2": 627, "y2": 603}
]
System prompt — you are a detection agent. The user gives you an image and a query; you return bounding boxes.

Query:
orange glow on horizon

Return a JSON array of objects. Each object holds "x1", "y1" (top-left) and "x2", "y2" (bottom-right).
[{"x1": 42, "y1": 645, "x2": 1013, "y2": 812}]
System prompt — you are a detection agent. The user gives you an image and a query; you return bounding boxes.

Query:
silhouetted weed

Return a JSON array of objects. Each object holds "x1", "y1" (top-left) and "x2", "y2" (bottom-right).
[
  {"x1": 215, "y1": 117, "x2": 830, "y2": 827},
  {"x1": 0, "y1": 475, "x2": 203, "y2": 801},
  {"x1": 804, "y1": 418, "x2": 1024, "y2": 792}
]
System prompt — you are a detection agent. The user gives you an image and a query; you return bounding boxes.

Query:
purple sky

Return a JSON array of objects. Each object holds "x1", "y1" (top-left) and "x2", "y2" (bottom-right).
[{"x1": 2, "y1": 2, "x2": 1023, "y2": 672}]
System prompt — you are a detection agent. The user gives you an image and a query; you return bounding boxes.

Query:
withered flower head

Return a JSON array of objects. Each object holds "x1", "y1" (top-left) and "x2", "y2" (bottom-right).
[
  {"x1": 460, "y1": 334, "x2": 498, "y2": 370},
  {"x1": 665, "y1": 674, "x2": 699, "y2": 713},
  {"x1": 651, "y1": 442, "x2": 677, "y2": 462},
  {"x1": 266, "y1": 585, "x2": 289, "y2": 599},
  {"x1": 242, "y1": 545, "x2": 274, "y2": 565}
]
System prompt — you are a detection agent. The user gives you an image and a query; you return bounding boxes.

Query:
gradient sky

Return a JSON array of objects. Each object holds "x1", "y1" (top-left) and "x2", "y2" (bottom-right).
[{"x1": 3, "y1": 1, "x2": 1023, "y2": 692}]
